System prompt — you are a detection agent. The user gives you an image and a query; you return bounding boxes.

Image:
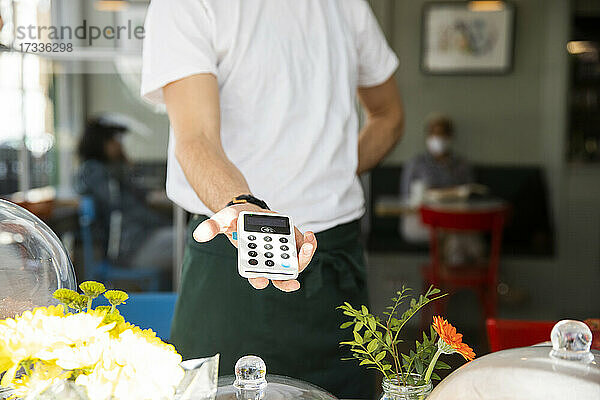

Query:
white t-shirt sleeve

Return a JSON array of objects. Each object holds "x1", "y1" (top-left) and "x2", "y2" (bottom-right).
[
  {"x1": 353, "y1": 1, "x2": 399, "y2": 87},
  {"x1": 141, "y1": 0, "x2": 217, "y2": 105}
]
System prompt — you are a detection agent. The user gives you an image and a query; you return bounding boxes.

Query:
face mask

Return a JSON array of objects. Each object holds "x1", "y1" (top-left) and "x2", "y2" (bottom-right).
[{"x1": 426, "y1": 136, "x2": 450, "y2": 156}]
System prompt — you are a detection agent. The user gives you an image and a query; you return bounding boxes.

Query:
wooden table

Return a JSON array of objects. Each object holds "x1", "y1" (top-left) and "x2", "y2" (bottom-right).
[
  {"x1": 374, "y1": 195, "x2": 417, "y2": 217},
  {"x1": 374, "y1": 196, "x2": 507, "y2": 217}
]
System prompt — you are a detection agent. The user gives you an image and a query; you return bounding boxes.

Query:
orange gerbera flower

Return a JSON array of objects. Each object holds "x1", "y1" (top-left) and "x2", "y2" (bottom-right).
[{"x1": 432, "y1": 316, "x2": 476, "y2": 361}]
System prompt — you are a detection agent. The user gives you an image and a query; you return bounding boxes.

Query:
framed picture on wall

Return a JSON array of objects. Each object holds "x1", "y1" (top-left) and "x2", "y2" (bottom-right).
[{"x1": 421, "y1": 1, "x2": 515, "y2": 74}]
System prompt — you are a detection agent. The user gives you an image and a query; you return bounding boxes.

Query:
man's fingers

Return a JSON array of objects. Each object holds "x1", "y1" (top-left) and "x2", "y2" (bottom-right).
[
  {"x1": 193, "y1": 208, "x2": 239, "y2": 242},
  {"x1": 211, "y1": 207, "x2": 239, "y2": 232},
  {"x1": 298, "y1": 231, "x2": 317, "y2": 273},
  {"x1": 193, "y1": 218, "x2": 220, "y2": 242},
  {"x1": 248, "y1": 277, "x2": 269, "y2": 289},
  {"x1": 272, "y1": 279, "x2": 301, "y2": 292},
  {"x1": 294, "y1": 227, "x2": 305, "y2": 248}
]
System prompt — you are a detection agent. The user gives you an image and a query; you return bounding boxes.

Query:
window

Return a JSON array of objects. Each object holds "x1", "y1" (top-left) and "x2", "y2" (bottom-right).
[{"x1": 0, "y1": 0, "x2": 54, "y2": 194}]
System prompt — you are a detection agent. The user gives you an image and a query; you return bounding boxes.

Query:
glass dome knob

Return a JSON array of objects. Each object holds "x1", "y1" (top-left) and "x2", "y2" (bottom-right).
[
  {"x1": 550, "y1": 320, "x2": 594, "y2": 363},
  {"x1": 234, "y1": 355, "x2": 267, "y2": 391}
]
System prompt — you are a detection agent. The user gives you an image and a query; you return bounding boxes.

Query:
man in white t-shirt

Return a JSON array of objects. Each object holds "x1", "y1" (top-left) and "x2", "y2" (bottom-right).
[{"x1": 141, "y1": 1, "x2": 402, "y2": 397}]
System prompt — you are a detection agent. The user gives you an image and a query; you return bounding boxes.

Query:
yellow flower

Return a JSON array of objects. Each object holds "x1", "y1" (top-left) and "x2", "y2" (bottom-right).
[
  {"x1": 79, "y1": 281, "x2": 106, "y2": 299},
  {"x1": 0, "y1": 306, "x2": 112, "y2": 387},
  {"x1": 53, "y1": 289, "x2": 79, "y2": 306},
  {"x1": 0, "y1": 300, "x2": 184, "y2": 400},
  {"x1": 104, "y1": 290, "x2": 128, "y2": 307}
]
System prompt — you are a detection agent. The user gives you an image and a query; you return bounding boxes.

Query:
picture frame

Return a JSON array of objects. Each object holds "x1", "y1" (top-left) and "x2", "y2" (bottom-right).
[{"x1": 421, "y1": 1, "x2": 516, "y2": 75}]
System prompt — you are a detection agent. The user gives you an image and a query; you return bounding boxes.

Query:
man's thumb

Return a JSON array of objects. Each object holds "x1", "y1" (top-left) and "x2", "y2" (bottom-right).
[{"x1": 193, "y1": 219, "x2": 220, "y2": 242}]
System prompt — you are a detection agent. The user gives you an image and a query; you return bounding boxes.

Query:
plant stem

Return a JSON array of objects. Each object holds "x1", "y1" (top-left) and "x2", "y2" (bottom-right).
[
  {"x1": 387, "y1": 323, "x2": 403, "y2": 384},
  {"x1": 391, "y1": 293, "x2": 447, "y2": 344},
  {"x1": 424, "y1": 347, "x2": 443, "y2": 383},
  {"x1": 385, "y1": 291, "x2": 407, "y2": 384},
  {"x1": 87, "y1": 297, "x2": 93, "y2": 312}
]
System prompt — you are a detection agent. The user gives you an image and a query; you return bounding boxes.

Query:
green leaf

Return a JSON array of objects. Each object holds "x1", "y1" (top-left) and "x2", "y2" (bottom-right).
[
  {"x1": 353, "y1": 331, "x2": 363, "y2": 345},
  {"x1": 367, "y1": 339, "x2": 378, "y2": 353},
  {"x1": 431, "y1": 372, "x2": 441, "y2": 381},
  {"x1": 340, "y1": 321, "x2": 353, "y2": 329},
  {"x1": 375, "y1": 351, "x2": 386, "y2": 362},
  {"x1": 361, "y1": 305, "x2": 369, "y2": 315},
  {"x1": 415, "y1": 358, "x2": 424, "y2": 375},
  {"x1": 354, "y1": 321, "x2": 364, "y2": 332},
  {"x1": 359, "y1": 359, "x2": 374, "y2": 366},
  {"x1": 368, "y1": 317, "x2": 376, "y2": 331}
]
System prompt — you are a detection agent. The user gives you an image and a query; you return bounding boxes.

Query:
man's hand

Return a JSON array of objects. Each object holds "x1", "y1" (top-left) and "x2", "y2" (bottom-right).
[{"x1": 193, "y1": 203, "x2": 317, "y2": 292}]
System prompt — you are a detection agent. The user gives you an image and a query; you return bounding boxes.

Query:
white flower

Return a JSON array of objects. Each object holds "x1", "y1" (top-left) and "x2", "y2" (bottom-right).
[
  {"x1": 75, "y1": 327, "x2": 184, "y2": 400},
  {"x1": 1, "y1": 305, "x2": 185, "y2": 400}
]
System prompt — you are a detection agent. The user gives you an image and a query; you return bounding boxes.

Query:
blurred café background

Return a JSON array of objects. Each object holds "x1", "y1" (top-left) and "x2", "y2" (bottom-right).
[{"x1": 0, "y1": 0, "x2": 598, "y2": 353}]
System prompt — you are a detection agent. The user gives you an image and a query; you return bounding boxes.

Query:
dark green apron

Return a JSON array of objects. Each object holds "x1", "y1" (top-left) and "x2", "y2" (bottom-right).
[{"x1": 170, "y1": 215, "x2": 374, "y2": 399}]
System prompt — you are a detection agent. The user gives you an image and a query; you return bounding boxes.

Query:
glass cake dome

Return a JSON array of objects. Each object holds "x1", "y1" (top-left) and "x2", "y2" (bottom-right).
[
  {"x1": 0, "y1": 199, "x2": 76, "y2": 319},
  {"x1": 428, "y1": 320, "x2": 600, "y2": 399},
  {"x1": 214, "y1": 356, "x2": 338, "y2": 400}
]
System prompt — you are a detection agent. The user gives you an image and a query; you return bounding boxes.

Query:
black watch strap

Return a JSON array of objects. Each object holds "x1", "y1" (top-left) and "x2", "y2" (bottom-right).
[{"x1": 226, "y1": 194, "x2": 270, "y2": 210}]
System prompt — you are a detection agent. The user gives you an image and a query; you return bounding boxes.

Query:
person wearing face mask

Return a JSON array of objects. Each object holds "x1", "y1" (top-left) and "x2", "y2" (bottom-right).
[
  {"x1": 401, "y1": 114, "x2": 474, "y2": 199},
  {"x1": 399, "y1": 114, "x2": 483, "y2": 265}
]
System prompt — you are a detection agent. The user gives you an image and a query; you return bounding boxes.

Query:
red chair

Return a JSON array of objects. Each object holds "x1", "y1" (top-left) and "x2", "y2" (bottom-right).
[
  {"x1": 420, "y1": 204, "x2": 509, "y2": 322},
  {"x1": 487, "y1": 318, "x2": 555, "y2": 352}
]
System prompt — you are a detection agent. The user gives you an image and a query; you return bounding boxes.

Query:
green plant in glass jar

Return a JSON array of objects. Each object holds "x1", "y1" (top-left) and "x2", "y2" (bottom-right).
[{"x1": 338, "y1": 286, "x2": 475, "y2": 400}]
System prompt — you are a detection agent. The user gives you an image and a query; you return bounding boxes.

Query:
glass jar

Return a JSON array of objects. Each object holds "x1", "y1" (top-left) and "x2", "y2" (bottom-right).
[{"x1": 380, "y1": 375, "x2": 432, "y2": 400}]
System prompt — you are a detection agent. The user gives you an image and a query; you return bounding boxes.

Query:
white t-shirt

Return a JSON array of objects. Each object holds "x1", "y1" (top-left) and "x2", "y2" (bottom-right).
[{"x1": 141, "y1": 0, "x2": 398, "y2": 233}]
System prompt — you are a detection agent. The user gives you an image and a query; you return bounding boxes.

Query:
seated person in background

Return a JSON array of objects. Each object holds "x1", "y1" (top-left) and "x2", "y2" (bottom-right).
[
  {"x1": 400, "y1": 114, "x2": 483, "y2": 265},
  {"x1": 75, "y1": 116, "x2": 174, "y2": 275},
  {"x1": 401, "y1": 113, "x2": 474, "y2": 201}
]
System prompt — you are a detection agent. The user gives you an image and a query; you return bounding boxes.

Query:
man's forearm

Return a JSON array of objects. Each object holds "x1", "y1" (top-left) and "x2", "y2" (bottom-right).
[
  {"x1": 175, "y1": 136, "x2": 251, "y2": 212},
  {"x1": 164, "y1": 74, "x2": 253, "y2": 213},
  {"x1": 357, "y1": 113, "x2": 403, "y2": 174}
]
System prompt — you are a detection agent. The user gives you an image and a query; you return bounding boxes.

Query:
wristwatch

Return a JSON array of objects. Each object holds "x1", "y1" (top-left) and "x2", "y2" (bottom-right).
[{"x1": 226, "y1": 194, "x2": 270, "y2": 210}]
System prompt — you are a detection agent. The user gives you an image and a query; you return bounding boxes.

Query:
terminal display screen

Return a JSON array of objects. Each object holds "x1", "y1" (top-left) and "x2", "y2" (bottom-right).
[{"x1": 244, "y1": 214, "x2": 291, "y2": 234}]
